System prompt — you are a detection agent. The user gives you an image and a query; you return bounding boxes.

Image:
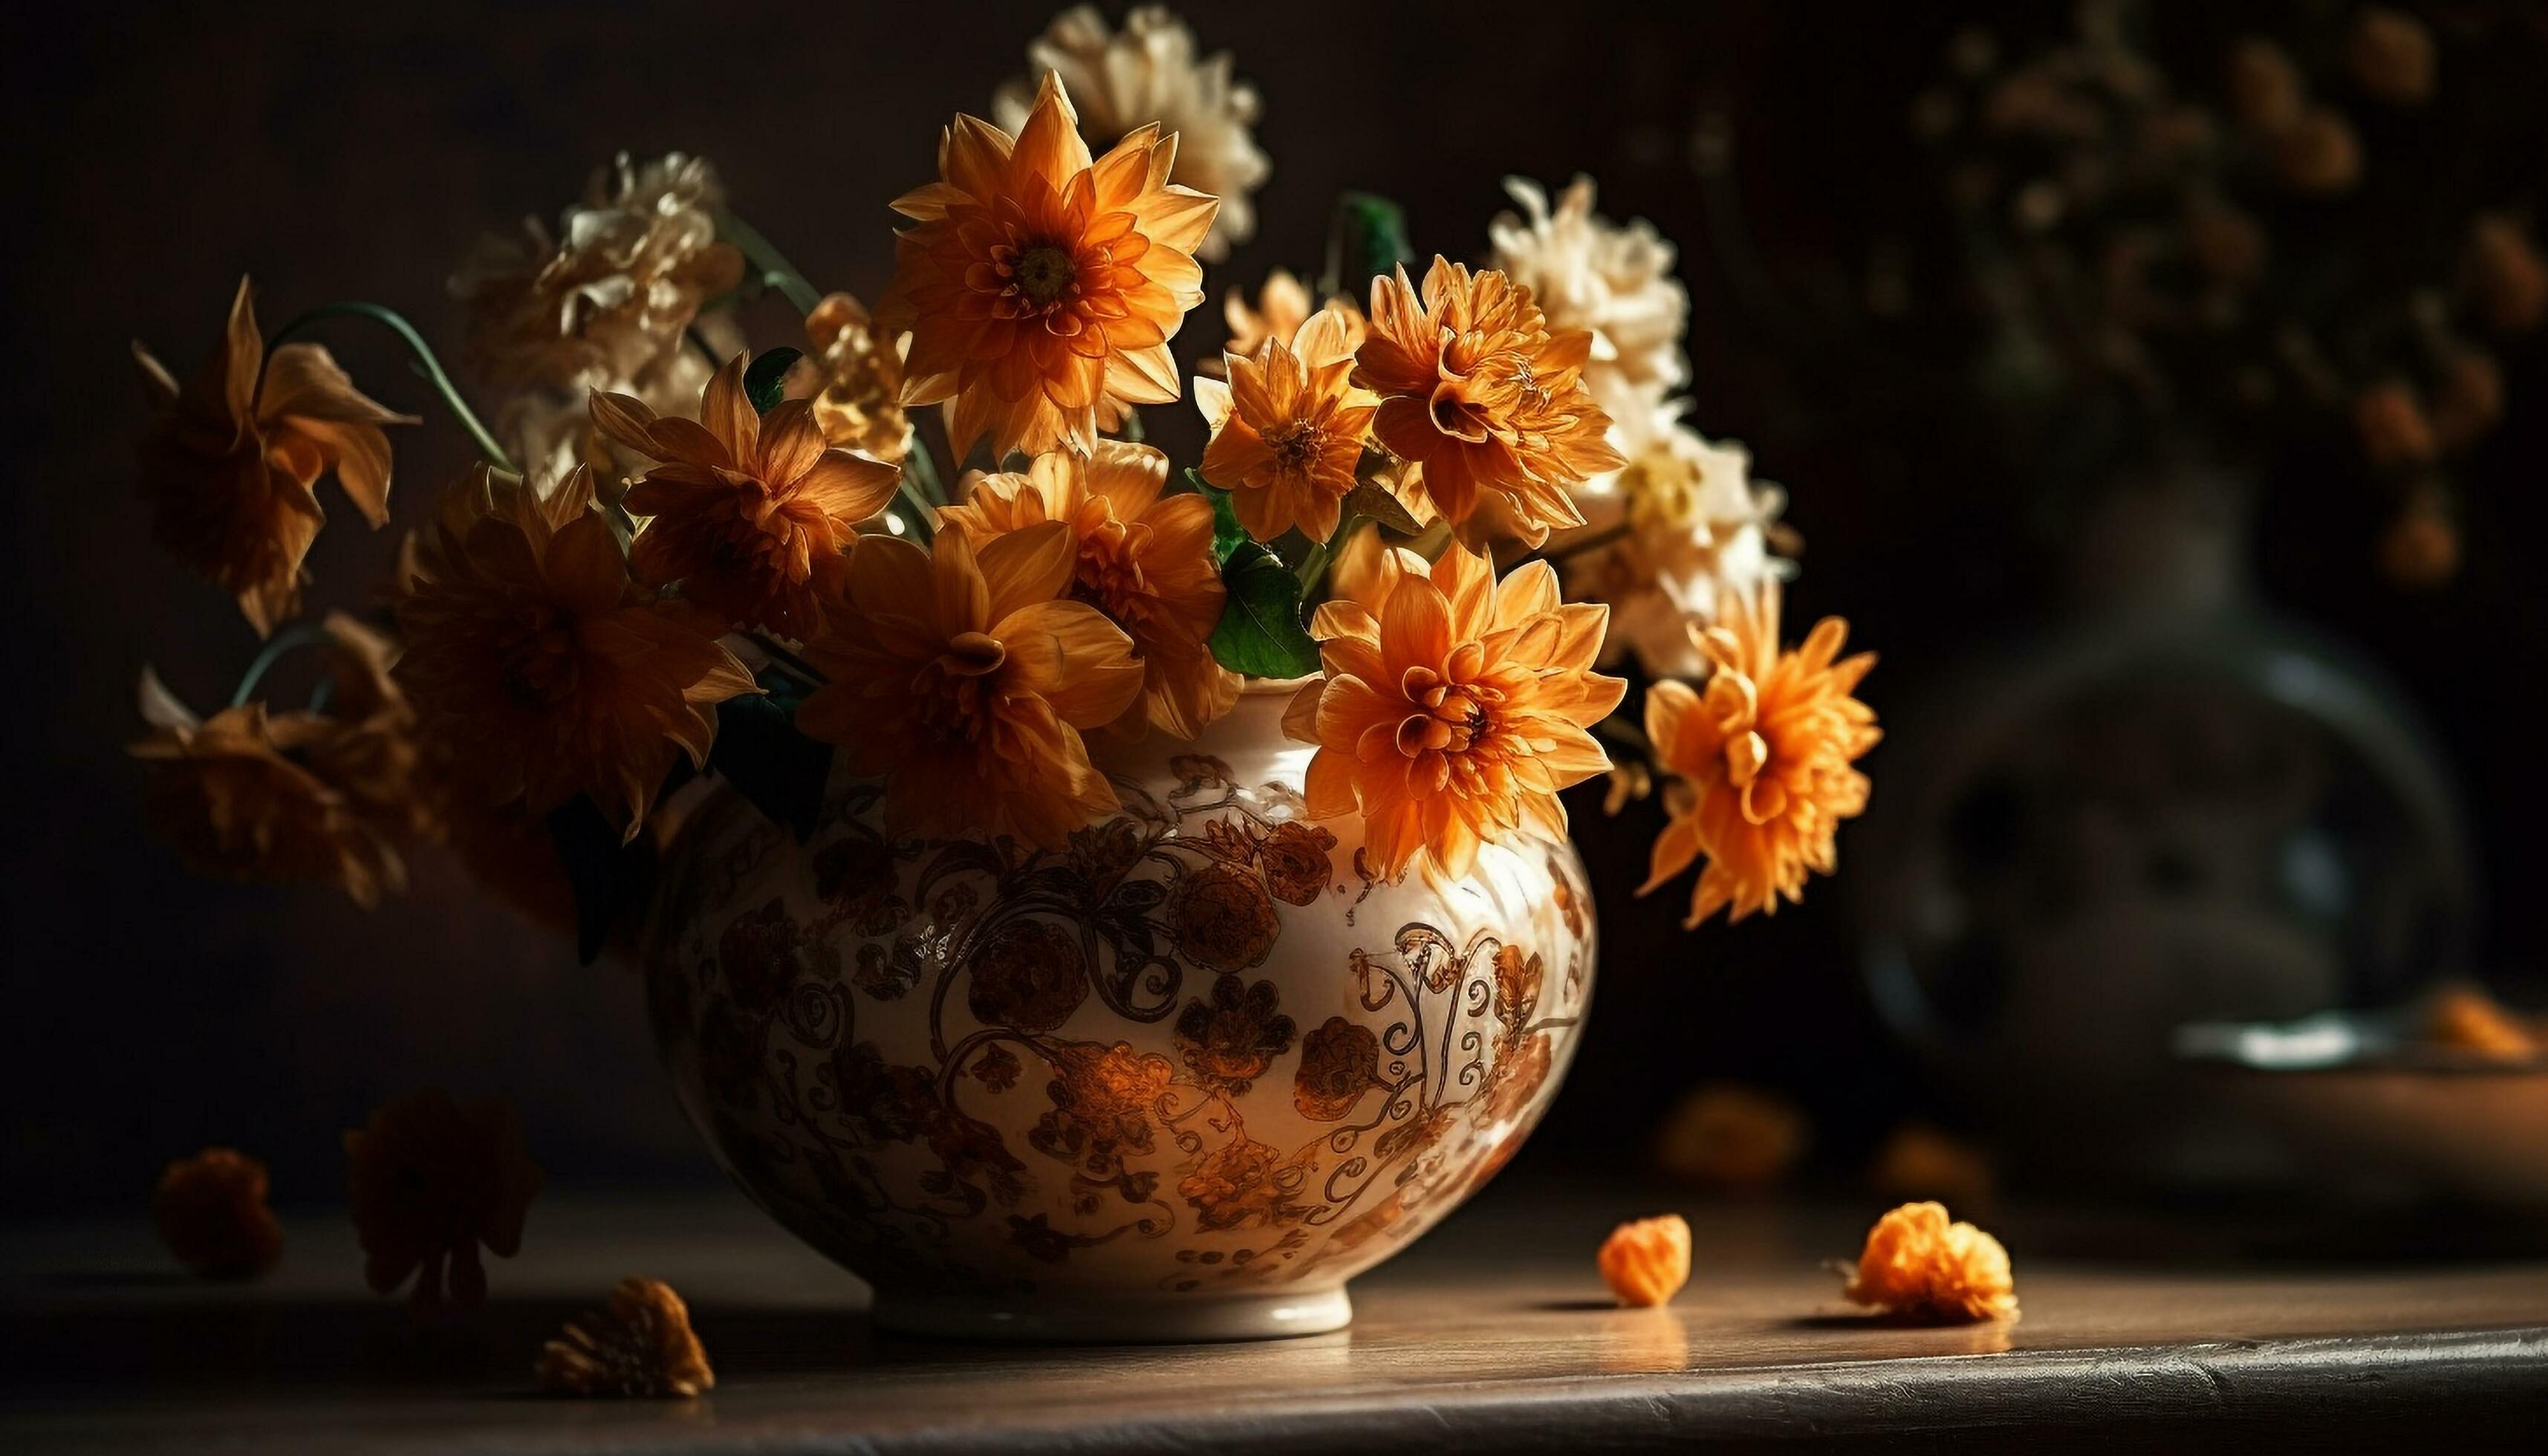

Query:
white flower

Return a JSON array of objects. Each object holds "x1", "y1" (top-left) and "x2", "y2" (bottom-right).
[
  {"x1": 1488, "y1": 175, "x2": 1689, "y2": 426},
  {"x1": 993, "y1": 6, "x2": 1268, "y2": 261},
  {"x1": 1557, "y1": 403, "x2": 1795, "y2": 677}
]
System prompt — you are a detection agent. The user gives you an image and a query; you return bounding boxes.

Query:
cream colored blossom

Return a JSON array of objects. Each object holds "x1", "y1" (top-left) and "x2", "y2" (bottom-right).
[
  {"x1": 994, "y1": 5, "x2": 1268, "y2": 261},
  {"x1": 1487, "y1": 175, "x2": 1689, "y2": 426},
  {"x1": 1558, "y1": 404, "x2": 1793, "y2": 677}
]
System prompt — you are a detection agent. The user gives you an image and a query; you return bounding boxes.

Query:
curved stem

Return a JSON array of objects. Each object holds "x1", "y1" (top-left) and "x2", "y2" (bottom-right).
[
  {"x1": 262, "y1": 302, "x2": 516, "y2": 474},
  {"x1": 230, "y1": 623, "x2": 329, "y2": 708},
  {"x1": 713, "y1": 211, "x2": 823, "y2": 316}
]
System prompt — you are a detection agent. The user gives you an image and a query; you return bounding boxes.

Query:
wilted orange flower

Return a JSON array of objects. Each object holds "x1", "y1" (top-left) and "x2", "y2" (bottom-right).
[
  {"x1": 877, "y1": 72, "x2": 1218, "y2": 462},
  {"x1": 1284, "y1": 541, "x2": 1623, "y2": 880},
  {"x1": 936, "y1": 442, "x2": 1235, "y2": 738},
  {"x1": 133, "y1": 278, "x2": 414, "y2": 636},
  {"x1": 593, "y1": 353, "x2": 902, "y2": 637},
  {"x1": 1195, "y1": 306, "x2": 1377, "y2": 543},
  {"x1": 1597, "y1": 1213, "x2": 1691, "y2": 1308},
  {"x1": 798, "y1": 292, "x2": 912, "y2": 463},
  {"x1": 795, "y1": 522, "x2": 1144, "y2": 846},
  {"x1": 306, "y1": 612, "x2": 435, "y2": 841},
  {"x1": 1843, "y1": 1201, "x2": 2018, "y2": 1324},
  {"x1": 538, "y1": 1277, "x2": 716, "y2": 1398},
  {"x1": 1353, "y1": 258, "x2": 1624, "y2": 547},
  {"x1": 130, "y1": 669, "x2": 409, "y2": 909},
  {"x1": 345, "y1": 1089, "x2": 542, "y2": 1314},
  {"x1": 394, "y1": 465, "x2": 758, "y2": 841},
  {"x1": 1642, "y1": 581, "x2": 1878, "y2": 926},
  {"x1": 154, "y1": 1147, "x2": 284, "y2": 1279}
]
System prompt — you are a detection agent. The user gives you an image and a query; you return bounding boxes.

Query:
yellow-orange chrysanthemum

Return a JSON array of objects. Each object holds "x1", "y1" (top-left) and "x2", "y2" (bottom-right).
[
  {"x1": 593, "y1": 352, "x2": 902, "y2": 638},
  {"x1": 1195, "y1": 306, "x2": 1377, "y2": 544},
  {"x1": 935, "y1": 442, "x2": 1236, "y2": 739},
  {"x1": 1353, "y1": 258, "x2": 1624, "y2": 548},
  {"x1": 794, "y1": 523, "x2": 1145, "y2": 846},
  {"x1": 878, "y1": 72, "x2": 1218, "y2": 463},
  {"x1": 1640, "y1": 580, "x2": 1877, "y2": 926},
  {"x1": 1284, "y1": 542, "x2": 1623, "y2": 880},
  {"x1": 394, "y1": 465, "x2": 758, "y2": 840},
  {"x1": 133, "y1": 278, "x2": 415, "y2": 636}
]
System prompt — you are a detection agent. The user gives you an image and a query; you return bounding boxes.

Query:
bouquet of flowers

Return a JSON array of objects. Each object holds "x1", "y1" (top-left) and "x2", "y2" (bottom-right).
[{"x1": 126, "y1": 5, "x2": 1879, "y2": 958}]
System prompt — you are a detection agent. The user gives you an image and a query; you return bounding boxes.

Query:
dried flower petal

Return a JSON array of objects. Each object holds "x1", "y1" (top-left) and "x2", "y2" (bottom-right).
[
  {"x1": 345, "y1": 1089, "x2": 542, "y2": 1314},
  {"x1": 537, "y1": 1278, "x2": 715, "y2": 1398},
  {"x1": 1597, "y1": 1213, "x2": 1691, "y2": 1308},
  {"x1": 154, "y1": 1147, "x2": 282, "y2": 1279},
  {"x1": 1843, "y1": 1201, "x2": 2018, "y2": 1324},
  {"x1": 2422, "y1": 985, "x2": 2539, "y2": 1059}
]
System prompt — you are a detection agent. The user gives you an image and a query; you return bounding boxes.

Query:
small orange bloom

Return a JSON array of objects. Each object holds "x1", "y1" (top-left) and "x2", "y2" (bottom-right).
[
  {"x1": 936, "y1": 442, "x2": 1235, "y2": 738},
  {"x1": 878, "y1": 73, "x2": 1218, "y2": 462},
  {"x1": 799, "y1": 292, "x2": 913, "y2": 463},
  {"x1": 1195, "y1": 306, "x2": 1378, "y2": 544},
  {"x1": 593, "y1": 353, "x2": 902, "y2": 637},
  {"x1": 795, "y1": 522, "x2": 1145, "y2": 847},
  {"x1": 1597, "y1": 1213, "x2": 1691, "y2": 1307},
  {"x1": 1843, "y1": 1201, "x2": 2018, "y2": 1324},
  {"x1": 1218, "y1": 269, "x2": 1365, "y2": 370},
  {"x1": 394, "y1": 465, "x2": 759, "y2": 840},
  {"x1": 1353, "y1": 258, "x2": 1623, "y2": 547},
  {"x1": 133, "y1": 278, "x2": 415, "y2": 635},
  {"x1": 1284, "y1": 542, "x2": 1623, "y2": 880},
  {"x1": 1642, "y1": 580, "x2": 1877, "y2": 926}
]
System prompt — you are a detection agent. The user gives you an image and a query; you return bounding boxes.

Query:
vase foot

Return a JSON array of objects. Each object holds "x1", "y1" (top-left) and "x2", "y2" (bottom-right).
[{"x1": 868, "y1": 1284, "x2": 1352, "y2": 1343}]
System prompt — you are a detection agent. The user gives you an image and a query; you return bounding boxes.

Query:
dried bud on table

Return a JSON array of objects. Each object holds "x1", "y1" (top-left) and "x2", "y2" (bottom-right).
[
  {"x1": 1844, "y1": 1201, "x2": 2018, "y2": 1324},
  {"x1": 153, "y1": 1147, "x2": 282, "y2": 1278},
  {"x1": 345, "y1": 1089, "x2": 542, "y2": 1314},
  {"x1": 1597, "y1": 1214, "x2": 1692, "y2": 1308},
  {"x1": 538, "y1": 1278, "x2": 715, "y2": 1398}
]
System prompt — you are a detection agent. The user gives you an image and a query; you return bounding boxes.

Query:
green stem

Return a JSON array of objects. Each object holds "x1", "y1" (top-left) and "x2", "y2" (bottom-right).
[
  {"x1": 1294, "y1": 538, "x2": 1334, "y2": 596},
  {"x1": 714, "y1": 212, "x2": 823, "y2": 315},
  {"x1": 891, "y1": 477, "x2": 937, "y2": 544},
  {"x1": 903, "y1": 435, "x2": 949, "y2": 507},
  {"x1": 262, "y1": 302, "x2": 516, "y2": 474},
  {"x1": 230, "y1": 623, "x2": 329, "y2": 708},
  {"x1": 685, "y1": 325, "x2": 724, "y2": 371}
]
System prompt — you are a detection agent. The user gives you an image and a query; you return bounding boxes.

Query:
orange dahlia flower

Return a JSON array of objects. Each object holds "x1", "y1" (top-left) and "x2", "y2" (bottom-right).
[
  {"x1": 133, "y1": 278, "x2": 415, "y2": 636},
  {"x1": 1195, "y1": 305, "x2": 1377, "y2": 544},
  {"x1": 877, "y1": 72, "x2": 1218, "y2": 462},
  {"x1": 794, "y1": 522, "x2": 1145, "y2": 846},
  {"x1": 592, "y1": 352, "x2": 902, "y2": 638},
  {"x1": 1283, "y1": 541, "x2": 1623, "y2": 880},
  {"x1": 936, "y1": 441, "x2": 1236, "y2": 739},
  {"x1": 393, "y1": 465, "x2": 758, "y2": 840},
  {"x1": 1353, "y1": 259, "x2": 1624, "y2": 548},
  {"x1": 1641, "y1": 581, "x2": 1877, "y2": 926},
  {"x1": 1217, "y1": 269, "x2": 1365, "y2": 371}
]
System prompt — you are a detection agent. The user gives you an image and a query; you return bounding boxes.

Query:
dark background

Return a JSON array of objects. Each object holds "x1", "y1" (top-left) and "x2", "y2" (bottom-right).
[{"x1": 3, "y1": 0, "x2": 2540, "y2": 1216}]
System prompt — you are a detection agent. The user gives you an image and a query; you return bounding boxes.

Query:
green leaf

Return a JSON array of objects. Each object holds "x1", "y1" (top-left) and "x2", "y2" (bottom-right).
[
  {"x1": 744, "y1": 347, "x2": 804, "y2": 415},
  {"x1": 1210, "y1": 545, "x2": 1321, "y2": 677},
  {"x1": 547, "y1": 795, "x2": 658, "y2": 966},
  {"x1": 1180, "y1": 469, "x2": 1249, "y2": 565},
  {"x1": 1342, "y1": 481, "x2": 1425, "y2": 537},
  {"x1": 709, "y1": 672, "x2": 835, "y2": 842},
  {"x1": 1331, "y1": 192, "x2": 1414, "y2": 296}
]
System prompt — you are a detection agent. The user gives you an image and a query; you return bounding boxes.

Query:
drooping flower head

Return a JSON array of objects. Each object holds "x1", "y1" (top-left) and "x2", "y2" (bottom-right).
[
  {"x1": 794, "y1": 522, "x2": 1145, "y2": 846},
  {"x1": 1195, "y1": 305, "x2": 1379, "y2": 544},
  {"x1": 133, "y1": 278, "x2": 414, "y2": 635},
  {"x1": 1487, "y1": 175, "x2": 1691, "y2": 426},
  {"x1": 592, "y1": 352, "x2": 903, "y2": 638},
  {"x1": 879, "y1": 72, "x2": 1218, "y2": 462},
  {"x1": 993, "y1": 5, "x2": 1267, "y2": 261},
  {"x1": 1354, "y1": 259, "x2": 1625, "y2": 547},
  {"x1": 935, "y1": 442, "x2": 1235, "y2": 739},
  {"x1": 1284, "y1": 542, "x2": 1625, "y2": 880},
  {"x1": 345, "y1": 1089, "x2": 543, "y2": 1314},
  {"x1": 1640, "y1": 579, "x2": 1877, "y2": 926},
  {"x1": 393, "y1": 465, "x2": 758, "y2": 841}
]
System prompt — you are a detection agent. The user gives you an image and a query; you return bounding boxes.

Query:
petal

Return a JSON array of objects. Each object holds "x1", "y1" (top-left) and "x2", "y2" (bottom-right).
[
  {"x1": 996, "y1": 599, "x2": 1144, "y2": 727},
  {"x1": 973, "y1": 518, "x2": 1076, "y2": 620}
]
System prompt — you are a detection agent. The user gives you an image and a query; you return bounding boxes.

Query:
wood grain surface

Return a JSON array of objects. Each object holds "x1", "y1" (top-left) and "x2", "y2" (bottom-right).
[{"x1": 5, "y1": 1185, "x2": 2544, "y2": 1452}]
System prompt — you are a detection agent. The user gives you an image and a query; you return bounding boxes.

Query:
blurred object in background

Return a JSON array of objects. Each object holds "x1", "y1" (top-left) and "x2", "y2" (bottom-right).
[
  {"x1": 1651, "y1": 1083, "x2": 1808, "y2": 1192},
  {"x1": 1868, "y1": 1122, "x2": 1998, "y2": 1213}
]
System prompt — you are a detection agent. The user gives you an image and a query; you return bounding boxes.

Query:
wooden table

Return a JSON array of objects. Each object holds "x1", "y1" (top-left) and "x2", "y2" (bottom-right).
[{"x1": 6, "y1": 1183, "x2": 2544, "y2": 1452}]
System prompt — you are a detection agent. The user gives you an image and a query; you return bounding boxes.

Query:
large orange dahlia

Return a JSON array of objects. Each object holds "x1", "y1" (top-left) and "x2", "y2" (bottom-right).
[
  {"x1": 393, "y1": 465, "x2": 758, "y2": 840},
  {"x1": 1353, "y1": 258, "x2": 1624, "y2": 547},
  {"x1": 935, "y1": 441, "x2": 1236, "y2": 739},
  {"x1": 1640, "y1": 581, "x2": 1878, "y2": 926},
  {"x1": 1284, "y1": 542, "x2": 1623, "y2": 880},
  {"x1": 793, "y1": 523, "x2": 1145, "y2": 847},
  {"x1": 878, "y1": 72, "x2": 1218, "y2": 463}
]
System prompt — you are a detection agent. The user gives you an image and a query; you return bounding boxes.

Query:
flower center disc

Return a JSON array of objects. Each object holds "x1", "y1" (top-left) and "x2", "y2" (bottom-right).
[{"x1": 1015, "y1": 245, "x2": 1076, "y2": 306}]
